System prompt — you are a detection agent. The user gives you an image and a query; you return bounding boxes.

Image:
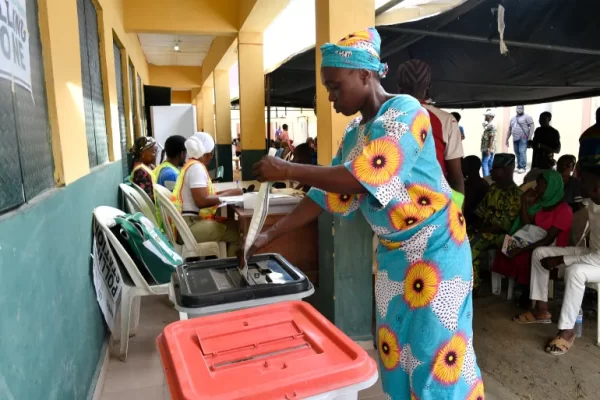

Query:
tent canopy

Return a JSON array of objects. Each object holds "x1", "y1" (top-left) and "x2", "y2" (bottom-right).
[{"x1": 262, "y1": 0, "x2": 600, "y2": 109}]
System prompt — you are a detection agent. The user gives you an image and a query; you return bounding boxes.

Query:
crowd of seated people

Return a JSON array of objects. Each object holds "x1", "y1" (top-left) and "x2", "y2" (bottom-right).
[{"x1": 462, "y1": 109, "x2": 600, "y2": 355}]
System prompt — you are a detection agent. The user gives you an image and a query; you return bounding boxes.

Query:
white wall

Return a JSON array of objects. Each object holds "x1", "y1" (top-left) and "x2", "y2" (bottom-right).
[{"x1": 151, "y1": 105, "x2": 196, "y2": 163}]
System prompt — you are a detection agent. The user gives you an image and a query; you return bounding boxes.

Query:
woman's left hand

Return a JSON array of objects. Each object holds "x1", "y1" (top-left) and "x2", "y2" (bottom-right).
[
  {"x1": 507, "y1": 248, "x2": 523, "y2": 258},
  {"x1": 253, "y1": 156, "x2": 291, "y2": 182}
]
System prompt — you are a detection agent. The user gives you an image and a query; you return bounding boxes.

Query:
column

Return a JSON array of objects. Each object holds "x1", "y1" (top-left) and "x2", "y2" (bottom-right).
[
  {"x1": 201, "y1": 84, "x2": 215, "y2": 138},
  {"x1": 201, "y1": 82, "x2": 217, "y2": 170},
  {"x1": 314, "y1": 0, "x2": 375, "y2": 341},
  {"x1": 237, "y1": 32, "x2": 265, "y2": 180},
  {"x1": 191, "y1": 88, "x2": 202, "y2": 132},
  {"x1": 39, "y1": 0, "x2": 90, "y2": 184},
  {"x1": 214, "y1": 69, "x2": 233, "y2": 182}
]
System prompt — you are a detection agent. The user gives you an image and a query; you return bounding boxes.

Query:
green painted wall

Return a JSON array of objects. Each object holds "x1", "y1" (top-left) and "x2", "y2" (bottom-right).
[
  {"x1": 0, "y1": 162, "x2": 122, "y2": 400},
  {"x1": 241, "y1": 149, "x2": 265, "y2": 181},
  {"x1": 216, "y1": 144, "x2": 233, "y2": 182},
  {"x1": 315, "y1": 213, "x2": 374, "y2": 341}
]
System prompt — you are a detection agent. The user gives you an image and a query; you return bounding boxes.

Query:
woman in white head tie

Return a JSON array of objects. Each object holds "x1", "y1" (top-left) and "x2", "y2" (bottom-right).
[{"x1": 170, "y1": 132, "x2": 242, "y2": 257}]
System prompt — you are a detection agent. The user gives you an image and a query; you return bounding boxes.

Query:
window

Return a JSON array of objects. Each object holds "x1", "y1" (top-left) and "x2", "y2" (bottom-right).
[
  {"x1": 113, "y1": 38, "x2": 128, "y2": 176},
  {"x1": 0, "y1": 0, "x2": 54, "y2": 213},
  {"x1": 137, "y1": 73, "x2": 146, "y2": 136},
  {"x1": 77, "y1": 0, "x2": 108, "y2": 168},
  {"x1": 128, "y1": 59, "x2": 136, "y2": 138}
]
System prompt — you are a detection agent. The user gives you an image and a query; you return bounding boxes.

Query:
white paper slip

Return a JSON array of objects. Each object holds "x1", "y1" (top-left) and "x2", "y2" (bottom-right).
[{"x1": 240, "y1": 148, "x2": 278, "y2": 280}]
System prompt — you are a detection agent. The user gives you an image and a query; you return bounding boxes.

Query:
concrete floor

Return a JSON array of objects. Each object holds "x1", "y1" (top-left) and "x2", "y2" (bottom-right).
[{"x1": 99, "y1": 296, "x2": 524, "y2": 400}]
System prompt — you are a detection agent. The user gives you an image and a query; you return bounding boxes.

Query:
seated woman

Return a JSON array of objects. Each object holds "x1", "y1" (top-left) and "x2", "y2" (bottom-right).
[
  {"x1": 493, "y1": 170, "x2": 572, "y2": 306},
  {"x1": 290, "y1": 143, "x2": 315, "y2": 193},
  {"x1": 469, "y1": 154, "x2": 522, "y2": 290},
  {"x1": 463, "y1": 155, "x2": 489, "y2": 226},
  {"x1": 170, "y1": 132, "x2": 242, "y2": 257},
  {"x1": 130, "y1": 136, "x2": 158, "y2": 200}
]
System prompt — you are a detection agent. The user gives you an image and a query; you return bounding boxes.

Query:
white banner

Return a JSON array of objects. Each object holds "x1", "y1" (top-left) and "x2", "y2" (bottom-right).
[
  {"x1": 92, "y1": 219, "x2": 124, "y2": 332},
  {"x1": 0, "y1": 0, "x2": 32, "y2": 92}
]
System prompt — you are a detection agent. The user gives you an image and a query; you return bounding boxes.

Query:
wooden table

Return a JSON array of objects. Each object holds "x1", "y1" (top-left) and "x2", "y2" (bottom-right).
[{"x1": 230, "y1": 204, "x2": 319, "y2": 285}]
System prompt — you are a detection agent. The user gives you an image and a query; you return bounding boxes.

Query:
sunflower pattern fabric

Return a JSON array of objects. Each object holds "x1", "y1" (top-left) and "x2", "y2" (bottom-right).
[{"x1": 307, "y1": 95, "x2": 482, "y2": 399}]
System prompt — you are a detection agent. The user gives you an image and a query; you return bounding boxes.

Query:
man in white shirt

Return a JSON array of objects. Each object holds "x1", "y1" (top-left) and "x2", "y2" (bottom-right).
[{"x1": 515, "y1": 166, "x2": 600, "y2": 355}]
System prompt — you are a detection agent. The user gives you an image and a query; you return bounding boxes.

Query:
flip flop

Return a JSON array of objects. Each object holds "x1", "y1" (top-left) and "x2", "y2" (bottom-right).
[
  {"x1": 546, "y1": 336, "x2": 575, "y2": 355},
  {"x1": 512, "y1": 311, "x2": 552, "y2": 324}
]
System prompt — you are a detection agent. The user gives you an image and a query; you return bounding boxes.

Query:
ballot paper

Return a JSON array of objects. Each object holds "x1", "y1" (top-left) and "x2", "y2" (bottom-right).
[{"x1": 240, "y1": 148, "x2": 278, "y2": 280}]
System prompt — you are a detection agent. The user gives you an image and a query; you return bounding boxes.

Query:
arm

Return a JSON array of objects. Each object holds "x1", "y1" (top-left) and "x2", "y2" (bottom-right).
[
  {"x1": 445, "y1": 158, "x2": 465, "y2": 195},
  {"x1": 217, "y1": 188, "x2": 243, "y2": 196},
  {"x1": 444, "y1": 116, "x2": 465, "y2": 194},
  {"x1": 506, "y1": 122, "x2": 512, "y2": 144},
  {"x1": 284, "y1": 164, "x2": 368, "y2": 194},
  {"x1": 191, "y1": 187, "x2": 221, "y2": 209},
  {"x1": 246, "y1": 197, "x2": 323, "y2": 258},
  {"x1": 528, "y1": 117, "x2": 535, "y2": 137}
]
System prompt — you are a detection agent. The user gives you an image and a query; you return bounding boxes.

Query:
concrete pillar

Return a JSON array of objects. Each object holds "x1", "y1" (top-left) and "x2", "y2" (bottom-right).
[
  {"x1": 214, "y1": 70, "x2": 233, "y2": 181},
  {"x1": 201, "y1": 84, "x2": 215, "y2": 138},
  {"x1": 313, "y1": 0, "x2": 375, "y2": 341},
  {"x1": 200, "y1": 82, "x2": 217, "y2": 170},
  {"x1": 191, "y1": 88, "x2": 202, "y2": 132},
  {"x1": 39, "y1": 0, "x2": 90, "y2": 185},
  {"x1": 237, "y1": 32, "x2": 266, "y2": 180}
]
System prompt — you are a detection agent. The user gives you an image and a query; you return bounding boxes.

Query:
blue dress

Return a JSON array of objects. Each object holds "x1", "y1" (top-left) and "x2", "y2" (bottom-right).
[{"x1": 307, "y1": 95, "x2": 483, "y2": 400}]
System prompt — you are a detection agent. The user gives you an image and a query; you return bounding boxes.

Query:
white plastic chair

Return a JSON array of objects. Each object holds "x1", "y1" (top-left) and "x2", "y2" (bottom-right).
[
  {"x1": 93, "y1": 206, "x2": 169, "y2": 361},
  {"x1": 490, "y1": 249, "x2": 515, "y2": 301},
  {"x1": 130, "y1": 182, "x2": 156, "y2": 213},
  {"x1": 119, "y1": 183, "x2": 159, "y2": 227},
  {"x1": 153, "y1": 184, "x2": 227, "y2": 260}
]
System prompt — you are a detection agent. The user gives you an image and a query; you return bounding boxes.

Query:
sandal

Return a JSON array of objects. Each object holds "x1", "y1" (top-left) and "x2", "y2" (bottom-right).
[
  {"x1": 512, "y1": 311, "x2": 552, "y2": 324},
  {"x1": 545, "y1": 336, "x2": 575, "y2": 355}
]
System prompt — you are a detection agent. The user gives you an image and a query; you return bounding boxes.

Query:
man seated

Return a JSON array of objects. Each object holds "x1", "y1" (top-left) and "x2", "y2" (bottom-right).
[
  {"x1": 291, "y1": 143, "x2": 316, "y2": 193},
  {"x1": 557, "y1": 155, "x2": 583, "y2": 211},
  {"x1": 463, "y1": 155, "x2": 489, "y2": 225},
  {"x1": 155, "y1": 135, "x2": 187, "y2": 190},
  {"x1": 513, "y1": 165, "x2": 600, "y2": 355},
  {"x1": 469, "y1": 154, "x2": 522, "y2": 290}
]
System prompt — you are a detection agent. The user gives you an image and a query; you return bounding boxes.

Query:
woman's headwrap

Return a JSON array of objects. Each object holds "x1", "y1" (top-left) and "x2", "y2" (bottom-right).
[
  {"x1": 130, "y1": 136, "x2": 156, "y2": 157},
  {"x1": 320, "y1": 28, "x2": 388, "y2": 78},
  {"x1": 510, "y1": 170, "x2": 564, "y2": 234},
  {"x1": 185, "y1": 132, "x2": 215, "y2": 159}
]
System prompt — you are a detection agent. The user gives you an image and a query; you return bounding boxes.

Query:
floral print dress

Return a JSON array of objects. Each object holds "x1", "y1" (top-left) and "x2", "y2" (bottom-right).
[{"x1": 307, "y1": 95, "x2": 483, "y2": 400}]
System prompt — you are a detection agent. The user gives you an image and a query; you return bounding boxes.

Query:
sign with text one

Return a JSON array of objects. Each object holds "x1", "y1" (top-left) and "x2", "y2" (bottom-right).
[{"x1": 0, "y1": 0, "x2": 32, "y2": 92}]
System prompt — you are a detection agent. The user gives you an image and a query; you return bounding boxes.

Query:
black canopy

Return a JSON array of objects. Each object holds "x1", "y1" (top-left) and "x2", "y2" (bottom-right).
[{"x1": 262, "y1": 0, "x2": 600, "y2": 109}]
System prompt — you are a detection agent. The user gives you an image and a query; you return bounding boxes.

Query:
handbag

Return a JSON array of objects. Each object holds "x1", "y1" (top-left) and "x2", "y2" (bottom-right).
[
  {"x1": 111, "y1": 212, "x2": 183, "y2": 284},
  {"x1": 501, "y1": 224, "x2": 548, "y2": 256}
]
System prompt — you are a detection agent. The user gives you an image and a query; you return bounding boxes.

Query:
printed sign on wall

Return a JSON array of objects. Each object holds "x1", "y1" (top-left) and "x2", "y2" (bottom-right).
[
  {"x1": 92, "y1": 218, "x2": 124, "y2": 332},
  {"x1": 0, "y1": 0, "x2": 32, "y2": 92}
]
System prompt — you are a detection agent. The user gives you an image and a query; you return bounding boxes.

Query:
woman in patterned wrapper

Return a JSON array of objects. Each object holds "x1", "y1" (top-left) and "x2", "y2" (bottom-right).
[{"x1": 247, "y1": 28, "x2": 483, "y2": 400}]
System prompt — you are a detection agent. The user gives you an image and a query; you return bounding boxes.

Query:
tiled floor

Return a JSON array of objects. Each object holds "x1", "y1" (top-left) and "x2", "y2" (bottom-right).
[{"x1": 99, "y1": 296, "x2": 388, "y2": 400}]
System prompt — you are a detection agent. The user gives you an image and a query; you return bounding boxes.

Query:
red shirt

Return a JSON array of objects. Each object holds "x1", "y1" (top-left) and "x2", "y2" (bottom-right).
[{"x1": 419, "y1": 101, "x2": 447, "y2": 175}]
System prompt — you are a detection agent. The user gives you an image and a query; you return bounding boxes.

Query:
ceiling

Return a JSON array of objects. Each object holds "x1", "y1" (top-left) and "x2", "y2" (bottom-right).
[{"x1": 138, "y1": 34, "x2": 215, "y2": 66}]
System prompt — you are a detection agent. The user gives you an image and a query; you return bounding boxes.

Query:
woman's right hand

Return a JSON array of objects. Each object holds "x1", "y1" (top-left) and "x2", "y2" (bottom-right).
[{"x1": 238, "y1": 232, "x2": 272, "y2": 269}]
